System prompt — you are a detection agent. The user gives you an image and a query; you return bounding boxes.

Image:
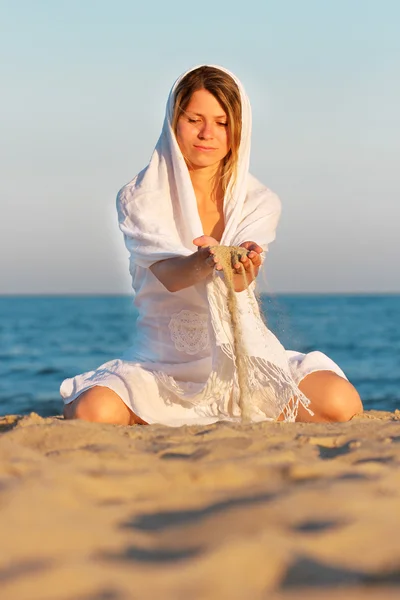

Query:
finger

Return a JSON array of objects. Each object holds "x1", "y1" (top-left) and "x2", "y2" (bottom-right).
[
  {"x1": 232, "y1": 256, "x2": 244, "y2": 269},
  {"x1": 206, "y1": 254, "x2": 223, "y2": 270},
  {"x1": 211, "y1": 258, "x2": 223, "y2": 270},
  {"x1": 240, "y1": 241, "x2": 263, "y2": 254},
  {"x1": 199, "y1": 246, "x2": 214, "y2": 257},
  {"x1": 205, "y1": 256, "x2": 216, "y2": 268},
  {"x1": 233, "y1": 262, "x2": 246, "y2": 274},
  {"x1": 250, "y1": 256, "x2": 262, "y2": 268}
]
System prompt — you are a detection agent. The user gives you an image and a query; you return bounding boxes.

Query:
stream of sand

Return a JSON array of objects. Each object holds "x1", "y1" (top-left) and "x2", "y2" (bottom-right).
[{"x1": 211, "y1": 245, "x2": 255, "y2": 419}]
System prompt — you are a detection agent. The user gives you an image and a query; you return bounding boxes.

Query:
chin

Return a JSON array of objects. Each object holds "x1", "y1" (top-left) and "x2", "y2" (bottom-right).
[{"x1": 187, "y1": 155, "x2": 223, "y2": 170}]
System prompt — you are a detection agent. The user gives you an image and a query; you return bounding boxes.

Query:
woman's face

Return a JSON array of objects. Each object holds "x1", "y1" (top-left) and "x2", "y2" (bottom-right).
[{"x1": 176, "y1": 88, "x2": 230, "y2": 170}]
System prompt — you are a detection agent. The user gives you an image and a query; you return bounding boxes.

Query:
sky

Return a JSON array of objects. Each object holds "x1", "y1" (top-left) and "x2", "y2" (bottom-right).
[{"x1": 1, "y1": 0, "x2": 399, "y2": 294}]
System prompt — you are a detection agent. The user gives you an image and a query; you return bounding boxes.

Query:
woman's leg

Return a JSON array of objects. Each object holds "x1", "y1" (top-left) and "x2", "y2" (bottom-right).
[
  {"x1": 295, "y1": 370, "x2": 363, "y2": 423},
  {"x1": 63, "y1": 386, "x2": 148, "y2": 425}
]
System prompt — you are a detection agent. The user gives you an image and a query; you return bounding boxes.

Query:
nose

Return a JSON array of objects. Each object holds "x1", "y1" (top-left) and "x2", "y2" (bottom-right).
[{"x1": 198, "y1": 121, "x2": 213, "y2": 140}]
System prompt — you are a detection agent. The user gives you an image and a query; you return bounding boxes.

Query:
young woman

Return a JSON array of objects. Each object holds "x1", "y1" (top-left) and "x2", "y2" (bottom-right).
[{"x1": 61, "y1": 65, "x2": 362, "y2": 426}]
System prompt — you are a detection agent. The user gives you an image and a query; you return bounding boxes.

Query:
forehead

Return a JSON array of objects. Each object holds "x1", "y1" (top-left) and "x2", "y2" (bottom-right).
[{"x1": 185, "y1": 89, "x2": 226, "y2": 116}]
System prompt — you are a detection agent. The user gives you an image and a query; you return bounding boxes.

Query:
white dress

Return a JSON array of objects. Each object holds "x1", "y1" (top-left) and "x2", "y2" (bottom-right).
[
  {"x1": 60, "y1": 266, "x2": 346, "y2": 427},
  {"x1": 60, "y1": 65, "x2": 347, "y2": 426}
]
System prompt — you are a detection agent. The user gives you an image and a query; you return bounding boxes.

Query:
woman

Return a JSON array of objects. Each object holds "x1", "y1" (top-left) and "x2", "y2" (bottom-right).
[{"x1": 61, "y1": 65, "x2": 362, "y2": 426}]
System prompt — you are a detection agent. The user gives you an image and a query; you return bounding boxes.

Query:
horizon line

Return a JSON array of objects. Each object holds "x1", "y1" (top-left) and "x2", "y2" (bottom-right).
[{"x1": 1, "y1": 291, "x2": 400, "y2": 298}]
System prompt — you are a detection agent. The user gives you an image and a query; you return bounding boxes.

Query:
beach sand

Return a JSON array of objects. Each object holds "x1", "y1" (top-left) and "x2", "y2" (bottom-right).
[{"x1": 1, "y1": 410, "x2": 400, "y2": 599}]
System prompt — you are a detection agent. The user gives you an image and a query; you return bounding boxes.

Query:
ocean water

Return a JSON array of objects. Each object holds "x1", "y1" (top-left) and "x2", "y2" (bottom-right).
[{"x1": 0, "y1": 295, "x2": 399, "y2": 417}]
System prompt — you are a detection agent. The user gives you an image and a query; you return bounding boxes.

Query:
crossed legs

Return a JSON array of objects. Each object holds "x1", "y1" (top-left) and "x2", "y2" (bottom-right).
[{"x1": 63, "y1": 370, "x2": 362, "y2": 426}]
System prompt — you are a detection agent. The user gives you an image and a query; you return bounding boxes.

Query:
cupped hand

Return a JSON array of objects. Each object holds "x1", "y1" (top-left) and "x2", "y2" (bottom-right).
[
  {"x1": 232, "y1": 241, "x2": 263, "y2": 274},
  {"x1": 193, "y1": 236, "x2": 223, "y2": 271}
]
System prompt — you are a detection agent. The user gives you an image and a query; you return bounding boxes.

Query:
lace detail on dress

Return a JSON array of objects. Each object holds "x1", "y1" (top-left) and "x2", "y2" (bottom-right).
[
  {"x1": 156, "y1": 277, "x2": 313, "y2": 424},
  {"x1": 168, "y1": 309, "x2": 210, "y2": 355}
]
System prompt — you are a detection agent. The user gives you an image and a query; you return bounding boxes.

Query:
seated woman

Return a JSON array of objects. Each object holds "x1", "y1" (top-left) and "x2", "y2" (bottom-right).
[{"x1": 61, "y1": 65, "x2": 363, "y2": 426}]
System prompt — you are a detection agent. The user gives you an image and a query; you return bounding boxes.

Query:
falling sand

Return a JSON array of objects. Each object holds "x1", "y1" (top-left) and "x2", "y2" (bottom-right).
[
  {"x1": 210, "y1": 246, "x2": 308, "y2": 423},
  {"x1": 211, "y1": 245, "x2": 255, "y2": 420}
]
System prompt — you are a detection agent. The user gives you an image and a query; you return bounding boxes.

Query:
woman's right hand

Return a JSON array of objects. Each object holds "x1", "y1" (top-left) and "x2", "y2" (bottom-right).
[{"x1": 193, "y1": 236, "x2": 223, "y2": 271}]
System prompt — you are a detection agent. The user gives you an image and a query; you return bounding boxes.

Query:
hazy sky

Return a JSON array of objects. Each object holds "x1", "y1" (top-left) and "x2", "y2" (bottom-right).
[{"x1": 1, "y1": 0, "x2": 399, "y2": 294}]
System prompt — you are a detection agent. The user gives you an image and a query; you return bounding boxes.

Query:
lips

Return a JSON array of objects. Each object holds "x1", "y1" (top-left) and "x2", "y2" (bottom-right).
[{"x1": 193, "y1": 145, "x2": 216, "y2": 151}]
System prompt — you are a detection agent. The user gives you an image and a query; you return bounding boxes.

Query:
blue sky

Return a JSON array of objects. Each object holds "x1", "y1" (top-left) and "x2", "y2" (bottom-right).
[{"x1": 1, "y1": 0, "x2": 399, "y2": 293}]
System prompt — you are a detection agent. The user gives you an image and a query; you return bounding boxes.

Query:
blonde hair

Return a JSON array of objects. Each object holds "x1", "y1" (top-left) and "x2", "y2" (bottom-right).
[{"x1": 172, "y1": 66, "x2": 242, "y2": 193}]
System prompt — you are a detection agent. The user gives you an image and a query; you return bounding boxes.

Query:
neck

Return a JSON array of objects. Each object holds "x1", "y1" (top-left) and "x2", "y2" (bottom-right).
[{"x1": 189, "y1": 163, "x2": 222, "y2": 201}]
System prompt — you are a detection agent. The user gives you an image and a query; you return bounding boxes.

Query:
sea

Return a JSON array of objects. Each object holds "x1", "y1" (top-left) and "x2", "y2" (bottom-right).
[{"x1": 1, "y1": 294, "x2": 399, "y2": 417}]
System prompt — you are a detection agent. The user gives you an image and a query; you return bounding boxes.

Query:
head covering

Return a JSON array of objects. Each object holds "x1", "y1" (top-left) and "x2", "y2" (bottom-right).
[
  {"x1": 117, "y1": 64, "x2": 281, "y2": 273},
  {"x1": 117, "y1": 65, "x2": 310, "y2": 422}
]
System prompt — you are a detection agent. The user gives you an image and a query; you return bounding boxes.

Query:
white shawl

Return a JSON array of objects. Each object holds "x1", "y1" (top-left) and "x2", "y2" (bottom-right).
[{"x1": 117, "y1": 65, "x2": 310, "y2": 422}]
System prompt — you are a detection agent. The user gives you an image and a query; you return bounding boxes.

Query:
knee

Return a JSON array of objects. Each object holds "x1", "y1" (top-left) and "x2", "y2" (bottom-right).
[
  {"x1": 323, "y1": 378, "x2": 363, "y2": 422},
  {"x1": 73, "y1": 391, "x2": 105, "y2": 422},
  {"x1": 67, "y1": 387, "x2": 130, "y2": 425}
]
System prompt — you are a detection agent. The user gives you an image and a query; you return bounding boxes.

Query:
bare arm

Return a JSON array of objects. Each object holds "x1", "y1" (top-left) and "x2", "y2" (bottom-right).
[
  {"x1": 150, "y1": 237, "x2": 263, "y2": 294},
  {"x1": 149, "y1": 244, "x2": 220, "y2": 293}
]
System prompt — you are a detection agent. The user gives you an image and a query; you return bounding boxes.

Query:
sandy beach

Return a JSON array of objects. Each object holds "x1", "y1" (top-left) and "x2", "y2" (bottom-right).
[{"x1": 1, "y1": 410, "x2": 400, "y2": 599}]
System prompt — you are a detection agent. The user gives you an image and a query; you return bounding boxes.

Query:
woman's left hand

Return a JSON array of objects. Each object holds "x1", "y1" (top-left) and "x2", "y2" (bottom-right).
[{"x1": 233, "y1": 241, "x2": 263, "y2": 274}]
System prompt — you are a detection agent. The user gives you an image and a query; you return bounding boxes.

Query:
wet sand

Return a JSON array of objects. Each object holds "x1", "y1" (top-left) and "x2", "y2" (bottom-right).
[{"x1": 1, "y1": 410, "x2": 400, "y2": 599}]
